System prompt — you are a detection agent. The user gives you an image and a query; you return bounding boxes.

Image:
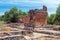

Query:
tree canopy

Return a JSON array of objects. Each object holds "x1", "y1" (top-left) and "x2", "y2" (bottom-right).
[
  {"x1": 48, "y1": 14, "x2": 56, "y2": 24},
  {"x1": 48, "y1": 5, "x2": 60, "y2": 25},
  {"x1": 0, "y1": 6, "x2": 28, "y2": 23}
]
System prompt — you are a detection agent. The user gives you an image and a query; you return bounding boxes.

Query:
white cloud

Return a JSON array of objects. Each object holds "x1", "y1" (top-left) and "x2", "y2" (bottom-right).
[
  {"x1": 0, "y1": 0, "x2": 42, "y2": 4},
  {"x1": 0, "y1": 0, "x2": 60, "y2": 15},
  {"x1": 0, "y1": 0, "x2": 60, "y2": 6},
  {"x1": 0, "y1": 0, "x2": 60, "y2": 4}
]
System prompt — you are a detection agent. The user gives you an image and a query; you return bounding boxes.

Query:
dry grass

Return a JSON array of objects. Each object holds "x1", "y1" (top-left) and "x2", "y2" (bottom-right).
[
  {"x1": 0, "y1": 27, "x2": 17, "y2": 32},
  {"x1": 0, "y1": 21, "x2": 19, "y2": 33},
  {"x1": 0, "y1": 21, "x2": 5, "y2": 26}
]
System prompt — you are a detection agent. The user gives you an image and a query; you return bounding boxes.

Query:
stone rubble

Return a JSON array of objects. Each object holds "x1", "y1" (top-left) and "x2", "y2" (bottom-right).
[{"x1": 0, "y1": 24, "x2": 60, "y2": 40}]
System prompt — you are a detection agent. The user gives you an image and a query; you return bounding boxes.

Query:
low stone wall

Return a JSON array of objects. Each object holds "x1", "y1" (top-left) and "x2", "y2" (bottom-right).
[
  {"x1": 0, "y1": 35, "x2": 25, "y2": 40},
  {"x1": 0, "y1": 36, "x2": 19, "y2": 40}
]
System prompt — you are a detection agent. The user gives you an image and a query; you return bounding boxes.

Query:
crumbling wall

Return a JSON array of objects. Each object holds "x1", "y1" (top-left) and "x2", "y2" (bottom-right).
[
  {"x1": 0, "y1": 36, "x2": 26, "y2": 40},
  {"x1": 19, "y1": 5, "x2": 48, "y2": 25}
]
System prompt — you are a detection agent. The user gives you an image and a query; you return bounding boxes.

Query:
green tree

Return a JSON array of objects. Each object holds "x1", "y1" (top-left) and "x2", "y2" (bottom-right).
[
  {"x1": 48, "y1": 14, "x2": 56, "y2": 24},
  {"x1": 4, "y1": 6, "x2": 19, "y2": 23},
  {"x1": 18, "y1": 10, "x2": 27, "y2": 18},
  {"x1": 55, "y1": 5, "x2": 60, "y2": 25},
  {"x1": 0, "y1": 15, "x2": 4, "y2": 21},
  {"x1": 3, "y1": 6, "x2": 28, "y2": 23}
]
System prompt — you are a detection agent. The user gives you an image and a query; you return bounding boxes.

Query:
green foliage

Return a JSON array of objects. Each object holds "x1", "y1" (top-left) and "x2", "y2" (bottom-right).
[
  {"x1": 18, "y1": 10, "x2": 27, "y2": 18},
  {"x1": 48, "y1": 14, "x2": 56, "y2": 25},
  {"x1": 0, "y1": 15, "x2": 5, "y2": 21},
  {"x1": 48, "y1": 5, "x2": 60, "y2": 25},
  {"x1": 4, "y1": 6, "x2": 19, "y2": 23},
  {"x1": 56, "y1": 5, "x2": 60, "y2": 24},
  {"x1": 0, "y1": 6, "x2": 28, "y2": 23}
]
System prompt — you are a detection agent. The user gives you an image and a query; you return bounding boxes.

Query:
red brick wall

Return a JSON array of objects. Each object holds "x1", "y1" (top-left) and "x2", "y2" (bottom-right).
[
  {"x1": 34, "y1": 12, "x2": 47, "y2": 25},
  {"x1": 19, "y1": 6, "x2": 48, "y2": 25}
]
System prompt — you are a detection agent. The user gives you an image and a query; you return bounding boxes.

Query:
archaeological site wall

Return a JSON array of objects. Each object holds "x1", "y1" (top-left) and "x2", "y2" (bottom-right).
[{"x1": 19, "y1": 5, "x2": 48, "y2": 25}]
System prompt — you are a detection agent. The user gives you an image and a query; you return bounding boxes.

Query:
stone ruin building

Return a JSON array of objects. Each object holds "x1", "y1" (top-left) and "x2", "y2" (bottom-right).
[{"x1": 19, "y1": 5, "x2": 48, "y2": 25}]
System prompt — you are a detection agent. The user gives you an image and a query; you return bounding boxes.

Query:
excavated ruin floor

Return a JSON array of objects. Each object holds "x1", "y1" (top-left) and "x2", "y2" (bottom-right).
[{"x1": 0, "y1": 23, "x2": 60, "y2": 40}]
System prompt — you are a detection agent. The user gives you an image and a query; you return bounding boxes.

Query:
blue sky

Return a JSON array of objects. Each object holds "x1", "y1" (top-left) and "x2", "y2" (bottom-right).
[{"x1": 0, "y1": 0, "x2": 60, "y2": 15}]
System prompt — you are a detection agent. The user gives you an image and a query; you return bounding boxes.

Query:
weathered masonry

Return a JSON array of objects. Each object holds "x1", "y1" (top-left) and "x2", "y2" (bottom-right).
[{"x1": 19, "y1": 5, "x2": 48, "y2": 25}]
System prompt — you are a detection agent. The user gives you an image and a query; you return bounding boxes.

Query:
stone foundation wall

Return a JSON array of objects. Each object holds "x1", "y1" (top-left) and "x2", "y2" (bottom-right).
[{"x1": 0, "y1": 36, "x2": 19, "y2": 40}]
